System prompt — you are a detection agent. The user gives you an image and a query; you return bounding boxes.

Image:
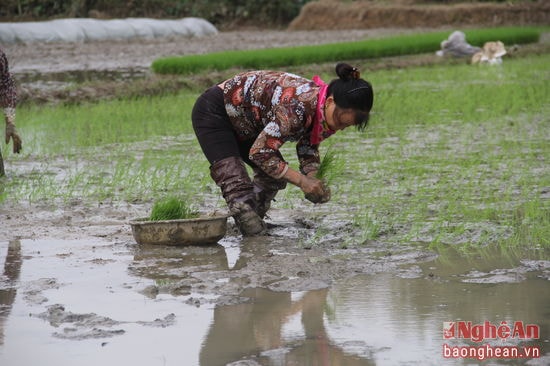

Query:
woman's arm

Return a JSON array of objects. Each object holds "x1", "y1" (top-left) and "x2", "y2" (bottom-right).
[{"x1": 1, "y1": 50, "x2": 22, "y2": 153}]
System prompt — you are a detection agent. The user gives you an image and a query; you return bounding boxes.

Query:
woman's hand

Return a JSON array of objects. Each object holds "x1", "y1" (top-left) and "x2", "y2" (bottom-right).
[
  {"x1": 5, "y1": 119, "x2": 22, "y2": 154},
  {"x1": 300, "y1": 174, "x2": 328, "y2": 198},
  {"x1": 303, "y1": 177, "x2": 331, "y2": 204},
  {"x1": 284, "y1": 168, "x2": 331, "y2": 204}
]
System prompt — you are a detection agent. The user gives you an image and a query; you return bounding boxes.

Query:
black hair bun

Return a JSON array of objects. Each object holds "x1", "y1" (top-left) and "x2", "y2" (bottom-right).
[{"x1": 335, "y1": 62, "x2": 360, "y2": 81}]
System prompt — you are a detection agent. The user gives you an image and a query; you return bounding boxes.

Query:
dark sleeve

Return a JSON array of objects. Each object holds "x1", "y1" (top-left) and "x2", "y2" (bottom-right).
[
  {"x1": 296, "y1": 137, "x2": 320, "y2": 175},
  {"x1": 0, "y1": 49, "x2": 17, "y2": 109}
]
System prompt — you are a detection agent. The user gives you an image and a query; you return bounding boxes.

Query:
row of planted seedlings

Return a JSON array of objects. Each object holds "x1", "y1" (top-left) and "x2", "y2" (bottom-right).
[{"x1": 151, "y1": 26, "x2": 542, "y2": 75}]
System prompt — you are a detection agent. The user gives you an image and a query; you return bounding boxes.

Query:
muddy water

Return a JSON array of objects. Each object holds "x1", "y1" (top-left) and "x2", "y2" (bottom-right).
[
  {"x1": 16, "y1": 68, "x2": 149, "y2": 95},
  {"x1": 0, "y1": 238, "x2": 548, "y2": 366}
]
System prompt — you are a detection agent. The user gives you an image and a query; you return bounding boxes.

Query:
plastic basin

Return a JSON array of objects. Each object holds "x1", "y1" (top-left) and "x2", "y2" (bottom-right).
[{"x1": 129, "y1": 213, "x2": 229, "y2": 246}]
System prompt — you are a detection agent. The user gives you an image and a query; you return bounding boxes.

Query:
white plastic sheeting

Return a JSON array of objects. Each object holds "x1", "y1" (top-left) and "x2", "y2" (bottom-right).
[{"x1": 0, "y1": 17, "x2": 218, "y2": 44}]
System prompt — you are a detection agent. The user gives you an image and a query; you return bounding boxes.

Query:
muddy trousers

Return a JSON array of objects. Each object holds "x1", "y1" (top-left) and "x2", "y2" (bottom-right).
[
  {"x1": 209, "y1": 157, "x2": 266, "y2": 235},
  {"x1": 252, "y1": 167, "x2": 287, "y2": 218},
  {"x1": 192, "y1": 85, "x2": 269, "y2": 235}
]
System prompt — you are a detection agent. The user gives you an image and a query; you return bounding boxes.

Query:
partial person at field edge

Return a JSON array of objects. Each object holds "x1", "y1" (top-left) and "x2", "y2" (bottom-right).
[{"x1": 0, "y1": 48, "x2": 22, "y2": 176}]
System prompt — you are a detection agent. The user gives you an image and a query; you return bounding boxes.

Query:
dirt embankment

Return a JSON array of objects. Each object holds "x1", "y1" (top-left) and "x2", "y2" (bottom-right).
[{"x1": 289, "y1": 0, "x2": 550, "y2": 30}]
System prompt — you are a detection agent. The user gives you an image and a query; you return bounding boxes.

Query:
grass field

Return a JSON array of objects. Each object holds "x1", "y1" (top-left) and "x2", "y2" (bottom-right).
[{"x1": 2, "y1": 52, "x2": 548, "y2": 251}]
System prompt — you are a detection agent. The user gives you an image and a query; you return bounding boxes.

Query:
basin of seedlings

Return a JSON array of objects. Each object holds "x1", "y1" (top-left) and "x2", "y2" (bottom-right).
[{"x1": 130, "y1": 197, "x2": 229, "y2": 246}]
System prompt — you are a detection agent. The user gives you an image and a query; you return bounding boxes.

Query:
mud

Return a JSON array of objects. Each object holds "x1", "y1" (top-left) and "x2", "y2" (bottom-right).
[
  {"x1": 3, "y1": 200, "x2": 548, "y2": 301},
  {"x1": 2, "y1": 203, "x2": 440, "y2": 298}
]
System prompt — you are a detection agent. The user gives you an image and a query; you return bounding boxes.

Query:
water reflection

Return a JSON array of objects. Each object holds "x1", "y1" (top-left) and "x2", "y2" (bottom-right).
[
  {"x1": 130, "y1": 243, "x2": 230, "y2": 280},
  {"x1": 325, "y1": 272, "x2": 549, "y2": 365},
  {"x1": 198, "y1": 246, "x2": 549, "y2": 366},
  {"x1": 0, "y1": 240, "x2": 21, "y2": 345},
  {"x1": 201, "y1": 288, "x2": 372, "y2": 366},
  {"x1": 17, "y1": 68, "x2": 148, "y2": 84},
  {"x1": 0, "y1": 239, "x2": 215, "y2": 366}
]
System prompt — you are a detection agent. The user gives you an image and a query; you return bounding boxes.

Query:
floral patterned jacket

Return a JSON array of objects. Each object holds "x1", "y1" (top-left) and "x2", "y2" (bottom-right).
[
  {"x1": 223, "y1": 70, "x2": 330, "y2": 179},
  {"x1": 0, "y1": 49, "x2": 16, "y2": 123}
]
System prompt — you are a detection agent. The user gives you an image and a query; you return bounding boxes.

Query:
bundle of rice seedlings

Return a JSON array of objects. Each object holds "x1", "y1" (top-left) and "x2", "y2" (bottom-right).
[
  {"x1": 316, "y1": 148, "x2": 339, "y2": 185},
  {"x1": 305, "y1": 148, "x2": 340, "y2": 203},
  {"x1": 149, "y1": 196, "x2": 199, "y2": 221}
]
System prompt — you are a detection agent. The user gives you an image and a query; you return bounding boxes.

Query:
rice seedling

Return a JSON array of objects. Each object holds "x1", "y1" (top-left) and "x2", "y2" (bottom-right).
[
  {"x1": 16, "y1": 92, "x2": 198, "y2": 154},
  {"x1": 316, "y1": 148, "x2": 338, "y2": 185},
  {"x1": 149, "y1": 196, "x2": 199, "y2": 221}
]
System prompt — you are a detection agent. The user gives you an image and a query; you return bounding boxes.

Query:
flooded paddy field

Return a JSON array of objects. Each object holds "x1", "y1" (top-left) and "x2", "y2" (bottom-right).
[
  {"x1": 1, "y1": 154, "x2": 549, "y2": 366},
  {"x1": 1, "y1": 234, "x2": 548, "y2": 365},
  {"x1": 1, "y1": 31, "x2": 550, "y2": 365}
]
